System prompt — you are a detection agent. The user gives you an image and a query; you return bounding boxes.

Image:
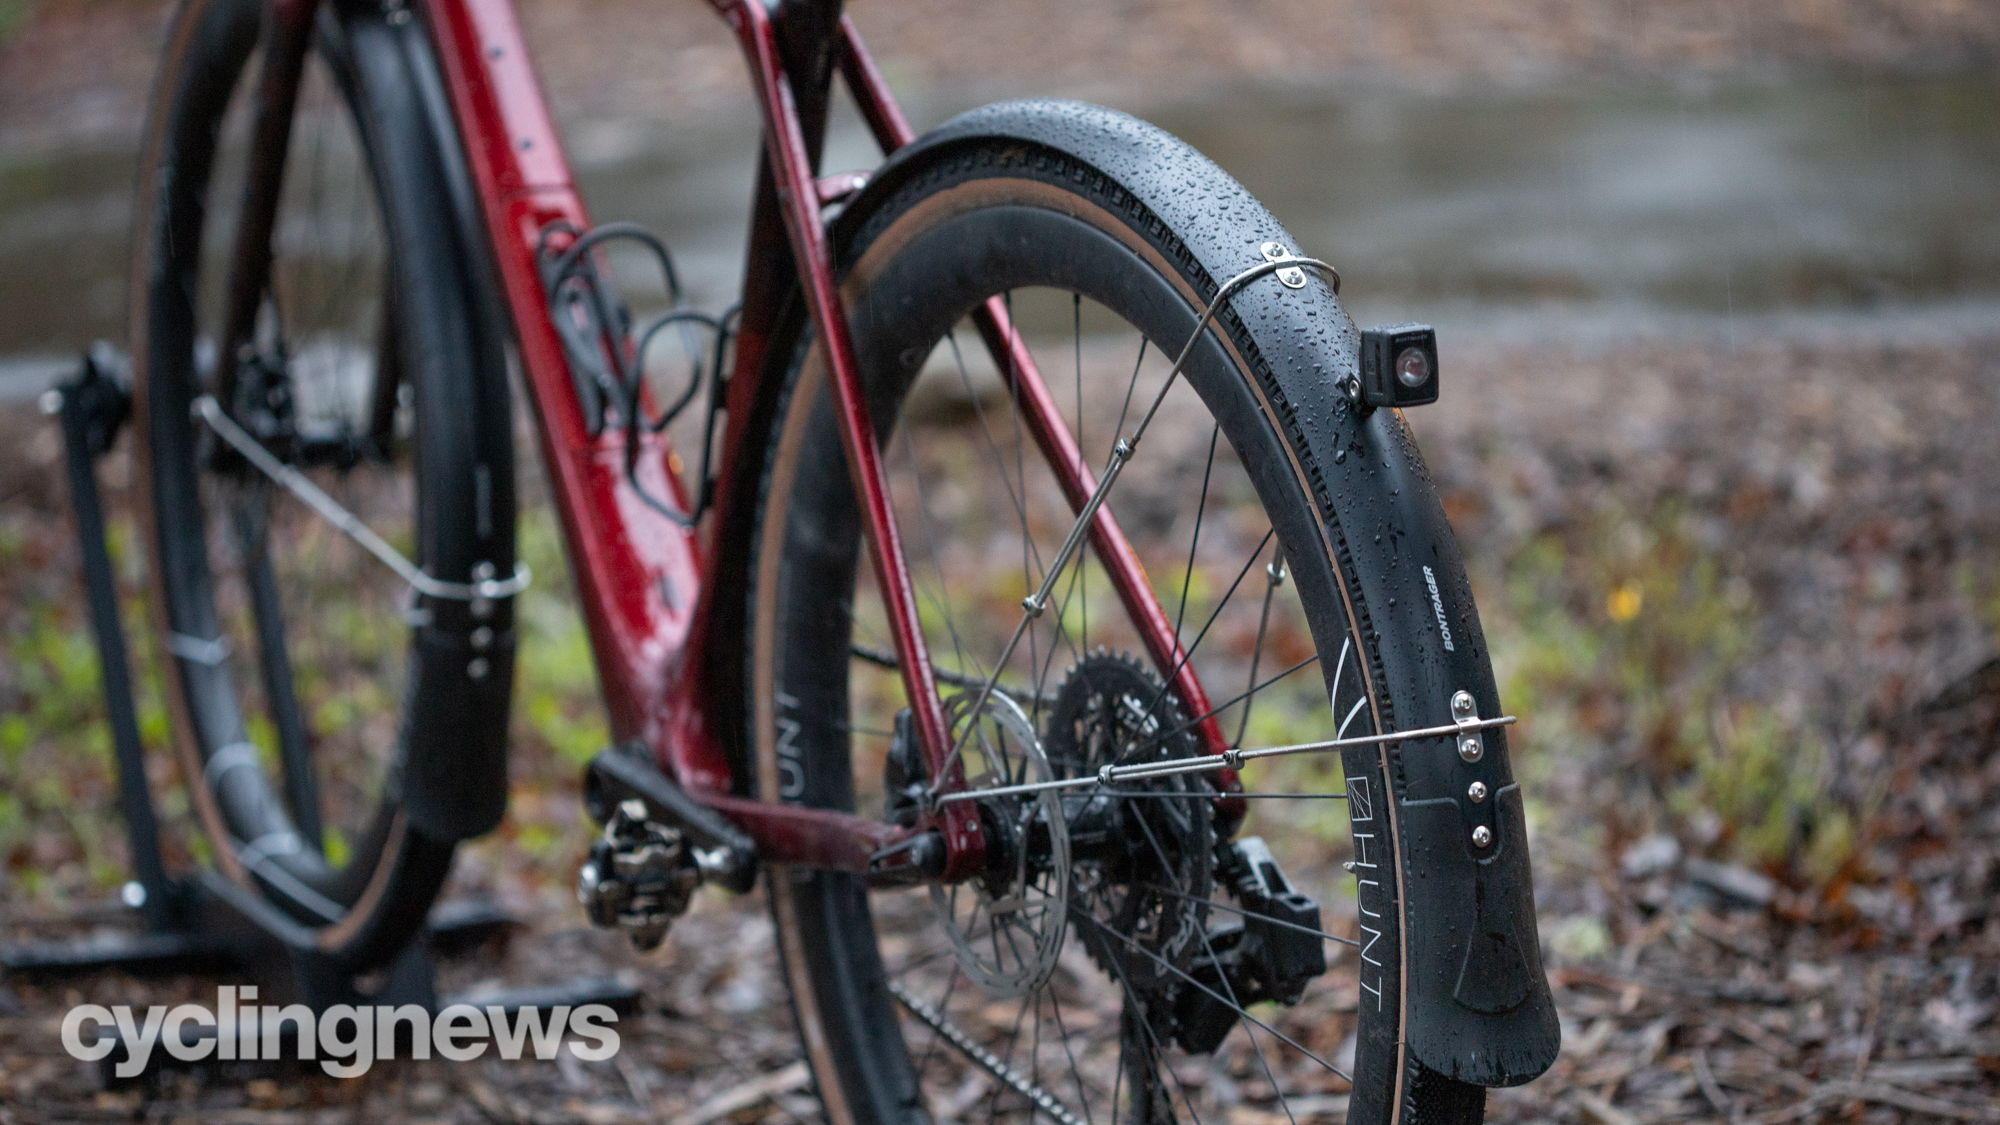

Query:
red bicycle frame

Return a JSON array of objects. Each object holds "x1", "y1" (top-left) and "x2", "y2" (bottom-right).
[{"x1": 412, "y1": 0, "x2": 1234, "y2": 881}]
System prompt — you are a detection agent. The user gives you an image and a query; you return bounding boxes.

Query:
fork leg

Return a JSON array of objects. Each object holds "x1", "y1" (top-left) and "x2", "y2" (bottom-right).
[{"x1": 212, "y1": 0, "x2": 318, "y2": 414}]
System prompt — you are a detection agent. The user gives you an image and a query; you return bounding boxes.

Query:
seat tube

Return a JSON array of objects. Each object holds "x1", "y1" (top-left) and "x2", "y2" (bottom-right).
[{"x1": 718, "y1": 0, "x2": 987, "y2": 880}]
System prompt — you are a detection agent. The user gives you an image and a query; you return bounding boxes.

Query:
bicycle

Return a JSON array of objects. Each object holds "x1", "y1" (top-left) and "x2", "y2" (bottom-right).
[{"x1": 124, "y1": 0, "x2": 1560, "y2": 1120}]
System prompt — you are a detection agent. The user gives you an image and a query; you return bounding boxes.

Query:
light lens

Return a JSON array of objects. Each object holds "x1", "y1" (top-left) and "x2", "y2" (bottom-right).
[{"x1": 1395, "y1": 346, "x2": 1430, "y2": 389}]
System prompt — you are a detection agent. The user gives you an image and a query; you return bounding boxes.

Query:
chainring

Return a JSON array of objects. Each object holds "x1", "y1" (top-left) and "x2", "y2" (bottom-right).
[{"x1": 1044, "y1": 651, "x2": 1214, "y2": 1002}]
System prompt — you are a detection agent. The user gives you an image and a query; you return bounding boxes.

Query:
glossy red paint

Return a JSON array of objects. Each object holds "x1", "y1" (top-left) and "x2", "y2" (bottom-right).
[
  {"x1": 839, "y1": 21, "x2": 1244, "y2": 819},
  {"x1": 421, "y1": 0, "x2": 1235, "y2": 877},
  {"x1": 701, "y1": 793, "x2": 904, "y2": 874},
  {"x1": 968, "y1": 309, "x2": 1232, "y2": 756},
  {"x1": 837, "y1": 20, "x2": 1240, "y2": 777},
  {"x1": 422, "y1": 0, "x2": 987, "y2": 874},
  {"x1": 423, "y1": 0, "x2": 719, "y2": 788},
  {"x1": 715, "y1": 0, "x2": 985, "y2": 879}
]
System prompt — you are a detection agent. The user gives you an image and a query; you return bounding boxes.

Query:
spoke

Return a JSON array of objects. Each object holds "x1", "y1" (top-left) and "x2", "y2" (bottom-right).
[
  {"x1": 1111, "y1": 337, "x2": 1147, "y2": 454},
  {"x1": 989, "y1": 986, "x2": 1037, "y2": 1125},
  {"x1": 1088, "y1": 915, "x2": 1206, "y2": 1125},
  {"x1": 1171, "y1": 424, "x2": 1221, "y2": 645},
  {"x1": 1006, "y1": 293, "x2": 1035, "y2": 590},
  {"x1": 1127, "y1": 813, "x2": 1298, "y2": 1125},
  {"x1": 935, "y1": 255, "x2": 1341, "y2": 783},
  {"x1": 1047, "y1": 988, "x2": 1095, "y2": 1125},
  {"x1": 1146, "y1": 654, "x2": 1321, "y2": 760},
  {"x1": 937, "y1": 711, "x2": 1514, "y2": 804},
  {"x1": 1126, "y1": 526, "x2": 1277, "y2": 759},
  {"x1": 1234, "y1": 545, "x2": 1287, "y2": 748},
  {"x1": 849, "y1": 643, "x2": 1055, "y2": 704},
  {"x1": 945, "y1": 330, "x2": 1046, "y2": 584},
  {"x1": 1139, "y1": 884, "x2": 1360, "y2": 948},
  {"x1": 1074, "y1": 295, "x2": 1087, "y2": 657},
  {"x1": 898, "y1": 420, "x2": 979, "y2": 680},
  {"x1": 1030, "y1": 539, "x2": 1092, "y2": 715},
  {"x1": 914, "y1": 961, "x2": 964, "y2": 1081},
  {"x1": 889, "y1": 979, "x2": 1083, "y2": 1125},
  {"x1": 890, "y1": 941, "x2": 966, "y2": 981}
]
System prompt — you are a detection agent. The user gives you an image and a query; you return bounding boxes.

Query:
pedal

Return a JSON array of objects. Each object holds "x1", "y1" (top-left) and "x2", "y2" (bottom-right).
[
  {"x1": 582, "y1": 742, "x2": 757, "y2": 891},
  {"x1": 1173, "y1": 837, "x2": 1328, "y2": 1053},
  {"x1": 578, "y1": 744, "x2": 759, "y2": 949},
  {"x1": 577, "y1": 799, "x2": 701, "y2": 952}
]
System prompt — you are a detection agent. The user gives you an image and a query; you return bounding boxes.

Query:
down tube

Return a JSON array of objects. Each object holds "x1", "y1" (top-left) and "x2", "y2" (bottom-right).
[{"x1": 420, "y1": 0, "x2": 724, "y2": 790}]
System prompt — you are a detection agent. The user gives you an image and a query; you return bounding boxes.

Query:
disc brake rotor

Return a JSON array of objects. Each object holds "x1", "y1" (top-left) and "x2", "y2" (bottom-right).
[{"x1": 930, "y1": 690, "x2": 1071, "y2": 997}]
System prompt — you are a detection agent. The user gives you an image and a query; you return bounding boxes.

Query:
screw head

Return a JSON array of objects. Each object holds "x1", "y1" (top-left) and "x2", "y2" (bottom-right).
[
  {"x1": 1472, "y1": 825, "x2": 1492, "y2": 848},
  {"x1": 467, "y1": 657, "x2": 490, "y2": 681},
  {"x1": 120, "y1": 881, "x2": 147, "y2": 909},
  {"x1": 1468, "y1": 780, "x2": 1487, "y2": 803},
  {"x1": 1458, "y1": 733, "x2": 1483, "y2": 763},
  {"x1": 1451, "y1": 690, "x2": 1475, "y2": 719}
]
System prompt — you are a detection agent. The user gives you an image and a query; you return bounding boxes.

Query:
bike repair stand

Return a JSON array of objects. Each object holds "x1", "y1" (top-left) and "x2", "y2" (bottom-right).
[{"x1": 0, "y1": 348, "x2": 639, "y2": 1083}]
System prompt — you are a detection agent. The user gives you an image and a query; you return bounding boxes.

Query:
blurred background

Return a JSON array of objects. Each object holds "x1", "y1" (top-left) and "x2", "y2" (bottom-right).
[{"x1": 1, "y1": 0, "x2": 1998, "y2": 1121}]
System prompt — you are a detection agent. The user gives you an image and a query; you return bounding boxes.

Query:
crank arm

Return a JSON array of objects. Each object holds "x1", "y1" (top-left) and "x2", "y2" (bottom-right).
[{"x1": 583, "y1": 744, "x2": 941, "y2": 889}]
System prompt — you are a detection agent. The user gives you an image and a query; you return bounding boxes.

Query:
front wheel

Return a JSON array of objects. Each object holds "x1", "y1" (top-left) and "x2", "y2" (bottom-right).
[
  {"x1": 723, "y1": 102, "x2": 1524, "y2": 1125},
  {"x1": 128, "y1": 0, "x2": 515, "y2": 969}
]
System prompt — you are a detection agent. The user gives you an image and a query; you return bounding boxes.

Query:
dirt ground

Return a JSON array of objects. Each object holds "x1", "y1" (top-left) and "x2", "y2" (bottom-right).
[
  {"x1": 2, "y1": 0, "x2": 1999, "y2": 1122},
  {"x1": 4, "y1": 311, "x2": 1997, "y2": 1122}
]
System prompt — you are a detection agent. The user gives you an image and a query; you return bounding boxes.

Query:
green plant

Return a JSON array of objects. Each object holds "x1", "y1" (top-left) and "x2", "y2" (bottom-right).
[{"x1": 1482, "y1": 505, "x2": 1854, "y2": 887}]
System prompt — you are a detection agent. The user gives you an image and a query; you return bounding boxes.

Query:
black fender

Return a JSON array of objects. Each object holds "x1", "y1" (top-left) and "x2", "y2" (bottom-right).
[
  {"x1": 782, "y1": 98, "x2": 1561, "y2": 1086},
  {"x1": 350, "y1": 0, "x2": 517, "y2": 842}
]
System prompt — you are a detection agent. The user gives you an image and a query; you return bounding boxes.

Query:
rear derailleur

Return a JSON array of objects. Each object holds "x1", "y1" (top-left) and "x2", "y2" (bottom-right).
[{"x1": 1172, "y1": 836, "x2": 1329, "y2": 1053}]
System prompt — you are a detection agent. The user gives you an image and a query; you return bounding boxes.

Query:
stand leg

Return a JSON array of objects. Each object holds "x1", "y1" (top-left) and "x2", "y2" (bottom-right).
[{"x1": 53, "y1": 350, "x2": 178, "y2": 931}]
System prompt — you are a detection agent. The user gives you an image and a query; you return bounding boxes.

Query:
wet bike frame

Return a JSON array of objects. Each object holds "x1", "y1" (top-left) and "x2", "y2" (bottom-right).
[{"x1": 225, "y1": 0, "x2": 1247, "y2": 885}]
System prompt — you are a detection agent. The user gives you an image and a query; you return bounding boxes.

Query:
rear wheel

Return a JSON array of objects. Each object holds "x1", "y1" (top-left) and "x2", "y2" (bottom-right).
[
  {"x1": 129, "y1": 0, "x2": 514, "y2": 968},
  {"x1": 729, "y1": 114, "x2": 1492, "y2": 1125}
]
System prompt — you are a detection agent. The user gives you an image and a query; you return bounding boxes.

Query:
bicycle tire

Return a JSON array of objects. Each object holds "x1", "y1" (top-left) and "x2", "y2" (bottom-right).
[
  {"x1": 129, "y1": 0, "x2": 514, "y2": 969},
  {"x1": 717, "y1": 101, "x2": 1505, "y2": 1125}
]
